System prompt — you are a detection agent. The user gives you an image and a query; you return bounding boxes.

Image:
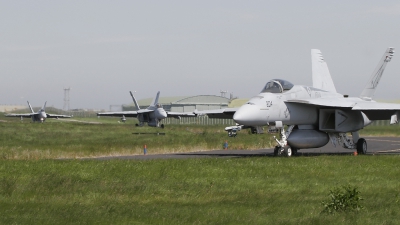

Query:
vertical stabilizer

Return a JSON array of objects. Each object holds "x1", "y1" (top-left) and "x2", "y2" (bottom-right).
[
  {"x1": 42, "y1": 101, "x2": 47, "y2": 111},
  {"x1": 130, "y1": 91, "x2": 140, "y2": 110},
  {"x1": 27, "y1": 101, "x2": 34, "y2": 113},
  {"x1": 360, "y1": 47, "x2": 395, "y2": 100},
  {"x1": 311, "y1": 49, "x2": 337, "y2": 92},
  {"x1": 150, "y1": 91, "x2": 160, "y2": 106}
]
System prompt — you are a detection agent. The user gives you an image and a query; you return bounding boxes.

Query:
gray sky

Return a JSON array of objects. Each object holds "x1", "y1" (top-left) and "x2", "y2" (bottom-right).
[{"x1": 1, "y1": 1, "x2": 400, "y2": 110}]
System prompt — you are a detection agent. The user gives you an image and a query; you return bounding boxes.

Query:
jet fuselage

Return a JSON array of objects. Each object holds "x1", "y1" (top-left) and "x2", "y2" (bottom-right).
[{"x1": 233, "y1": 85, "x2": 342, "y2": 126}]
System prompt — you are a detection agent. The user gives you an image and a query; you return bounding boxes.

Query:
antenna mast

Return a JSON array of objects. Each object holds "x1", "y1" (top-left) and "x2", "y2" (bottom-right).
[
  {"x1": 220, "y1": 90, "x2": 228, "y2": 98},
  {"x1": 63, "y1": 87, "x2": 70, "y2": 111}
]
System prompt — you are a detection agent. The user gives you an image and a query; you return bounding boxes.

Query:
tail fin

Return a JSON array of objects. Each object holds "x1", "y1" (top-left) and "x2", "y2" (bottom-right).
[
  {"x1": 27, "y1": 101, "x2": 34, "y2": 113},
  {"x1": 130, "y1": 91, "x2": 140, "y2": 110},
  {"x1": 42, "y1": 101, "x2": 47, "y2": 111},
  {"x1": 311, "y1": 49, "x2": 337, "y2": 92},
  {"x1": 360, "y1": 47, "x2": 395, "y2": 100},
  {"x1": 150, "y1": 91, "x2": 160, "y2": 106}
]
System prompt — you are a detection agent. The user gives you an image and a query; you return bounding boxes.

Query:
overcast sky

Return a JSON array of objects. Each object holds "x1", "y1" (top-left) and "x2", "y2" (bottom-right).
[{"x1": 1, "y1": 1, "x2": 400, "y2": 110}]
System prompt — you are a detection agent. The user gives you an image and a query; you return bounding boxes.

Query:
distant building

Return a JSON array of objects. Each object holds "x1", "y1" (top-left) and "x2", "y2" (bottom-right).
[
  {"x1": 122, "y1": 95, "x2": 239, "y2": 112},
  {"x1": 0, "y1": 105, "x2": 27, "y2": 112}
]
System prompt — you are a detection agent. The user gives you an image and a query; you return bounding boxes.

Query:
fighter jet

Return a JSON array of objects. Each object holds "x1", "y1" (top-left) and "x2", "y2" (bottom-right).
[
  {"x1": 5, "y1": 101, "x2": 72, "y2": 122},
  {"x1": 97, "y1": 91, "x2": 196, "y2": 128},
  {"x1": 195, "y1": 47, "x2": 399, "y2": 156}
]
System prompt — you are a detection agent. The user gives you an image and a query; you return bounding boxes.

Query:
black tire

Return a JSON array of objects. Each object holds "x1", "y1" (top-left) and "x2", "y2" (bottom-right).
[
  {"x1": 274, "y1": 146, "x2": 280, "y2": 156},
  {"x1": 357, "y1": 138, "x2": 367, "y2": 154},
  {"x1": 291, "y1": 147, "x2": 298, "y2": 156},
  {"x1": 284, "y1": 146, "x2": 293, "y2": 157},
  {"x1": 135, "y1": 124, "x2": 139, "y2": 127},
  {"x1": 160, "y1": 124, "x2": 165, "y2": 129}
]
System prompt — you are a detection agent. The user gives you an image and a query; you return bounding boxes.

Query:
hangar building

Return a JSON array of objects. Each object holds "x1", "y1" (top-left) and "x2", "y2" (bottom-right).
[{"x1": 122, "y1": 95, "x2": 232, "y2": 112}]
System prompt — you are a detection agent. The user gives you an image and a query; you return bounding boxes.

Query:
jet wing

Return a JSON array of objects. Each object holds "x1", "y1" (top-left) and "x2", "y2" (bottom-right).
[
  {"x1": 5, "y1": 113, "x2": 34, "y2": 118},
  {"x1": 194, "y1": 108, "x2": 238, "y2": 119},
  {"x1": 97, "y1": 111, "x2": 139, "y2": 118},
  {"x1": 166, "y1": 111, "x2": 196, "y2": 118},
  {"x1": 46, "y1": 114, "x2": 72, "y2": 119},
  {"x1": 286, "y1": 98, "x2": 400, "y2": 120},
  {"x1": 351, "y1": 102, "x2": 400, "y2": 120}
]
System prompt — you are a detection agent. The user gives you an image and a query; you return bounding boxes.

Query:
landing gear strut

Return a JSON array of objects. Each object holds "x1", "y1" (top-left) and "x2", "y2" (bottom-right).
[
  {"x1": 273, "y1": 125, "x2": 295, "y2": 157},
  {"x1": 329, "y1": 132, "x2": 368, "y2": 155}
]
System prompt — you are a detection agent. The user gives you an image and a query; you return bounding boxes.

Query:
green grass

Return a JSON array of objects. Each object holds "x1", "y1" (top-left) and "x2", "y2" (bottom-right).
[
  {"x1": 1, "y1": 113, "x2": 400, "y2": 159},
  {"x1": 1, "y1": 156, "x2": 400, "y2": 224},
  {"x1": 361, "y1": 124, "x2": 400, "y2": 136},
  {"x1": 1, "y1": 114, "x2": 400, "y2": 224},
  {"x1": 0, "y1": 115, "x2": 274, "y2": 159}
]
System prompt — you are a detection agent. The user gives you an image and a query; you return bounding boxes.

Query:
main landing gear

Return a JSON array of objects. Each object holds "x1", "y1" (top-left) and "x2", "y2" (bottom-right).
[
  {"x1": 329, "y1": 132, "x2": 368, "y2": 155},
  {"x1": 356, "y1": 138, "x2": 367, "y2": 154}
]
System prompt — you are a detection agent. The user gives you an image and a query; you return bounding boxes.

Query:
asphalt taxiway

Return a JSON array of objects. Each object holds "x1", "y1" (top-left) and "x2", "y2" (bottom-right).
[{"x1": 91, "y1": 137, "x2": 400, "y2": 160}]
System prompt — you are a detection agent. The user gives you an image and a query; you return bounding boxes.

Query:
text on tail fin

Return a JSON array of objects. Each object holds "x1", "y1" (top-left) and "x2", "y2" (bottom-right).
[{"x1": 360, "y1": 47, "x2": 395, "y2": 100}]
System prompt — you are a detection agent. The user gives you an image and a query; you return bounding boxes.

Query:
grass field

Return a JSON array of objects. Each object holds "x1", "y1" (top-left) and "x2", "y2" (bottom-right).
[
  {"x1": 1, "y1": 114, "x2": 400, "y2": 224},
  {"x1": 1, "y1": 157, "x2": 400, "y2": 224},
  {"x1": 0, "y1": 116, "x2": 275, "y2": 159}
]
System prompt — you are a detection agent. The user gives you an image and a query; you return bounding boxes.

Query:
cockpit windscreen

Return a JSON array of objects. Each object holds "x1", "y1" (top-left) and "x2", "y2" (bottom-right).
[{"x1": 261, "y1": 79, "x2": 294, "y2": 93}]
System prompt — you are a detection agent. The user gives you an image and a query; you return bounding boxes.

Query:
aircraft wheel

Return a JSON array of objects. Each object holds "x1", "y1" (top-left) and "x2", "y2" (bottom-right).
[
  {"x1": 291, "y1": 147, "x2": 298, "y2": 156},
  {"x1": 284, "y1": 146, "x2": 293, "y2": 157},
  {"x1": 135, "y1": 124, "x2": 139, "y2": 127},
  {"x1": 357, "y1": 138, "x2": 367, "y2": 154},
  {"x1": 161, "y1": 124, "x2": 165, "y2": 129},
  {"x1": 228, "y1": 131, "x2": 237, "y2": 137},
  {"x1": 274, "y1": 146, "x2": 281, "y2": 156}
]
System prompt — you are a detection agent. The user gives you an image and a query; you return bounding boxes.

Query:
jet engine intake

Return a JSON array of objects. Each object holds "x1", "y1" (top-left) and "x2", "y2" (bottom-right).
[{"x1": 319, "y1": 109, "x2": 367, "y2": 132}]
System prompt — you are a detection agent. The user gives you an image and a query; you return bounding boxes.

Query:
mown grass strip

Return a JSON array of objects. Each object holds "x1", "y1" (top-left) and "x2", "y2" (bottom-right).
[
  {"x1": 0, "y1": 156, "x2": 400, "y2": 224},
  {"x1": 0, "y1": 117, "x2": 274, "y2": 159}
]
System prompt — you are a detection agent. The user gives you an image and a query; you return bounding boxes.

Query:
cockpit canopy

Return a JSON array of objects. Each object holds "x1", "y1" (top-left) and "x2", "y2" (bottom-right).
[
  {"x1": 156, "y1": 103, "x2": 162, "y2": 108},
  {"x1": 261, "y1": 79, "x2": 294, "y2": 93}
]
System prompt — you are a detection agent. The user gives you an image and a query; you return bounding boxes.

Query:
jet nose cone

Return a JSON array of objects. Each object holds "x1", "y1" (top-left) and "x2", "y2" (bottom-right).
[
  {"x1": 158, "y1": 109, "x2": 167, "y2": 119},
  {"x1": 233, "y1": 104, "x2": 260, "y2": 125}
]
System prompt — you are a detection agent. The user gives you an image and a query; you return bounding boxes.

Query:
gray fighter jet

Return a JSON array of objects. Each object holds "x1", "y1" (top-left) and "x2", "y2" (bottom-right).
[
  {"x1": 195, "y1": 47, "x2": 399, "y2": 156},
  {"x1": 5, "y1": 101, "x2": 72, "y2": 122},
  {"x1": 97, "y1": 91, "x2": 196, "y2": 128}
]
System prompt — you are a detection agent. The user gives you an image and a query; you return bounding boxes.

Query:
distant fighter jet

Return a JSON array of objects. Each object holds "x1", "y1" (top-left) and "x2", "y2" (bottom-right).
[
  {"x1": 5, "y1": 101, "x2": 72, "y2": 122},
  {"x1": 195, "y1": 47, "x2": 399, "y2": 156},
  {"x1": 97, "y1": 91, "x2": 196, "y2": 128}
]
